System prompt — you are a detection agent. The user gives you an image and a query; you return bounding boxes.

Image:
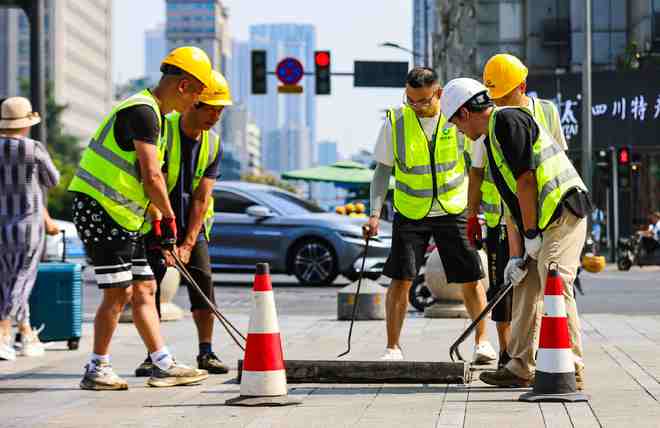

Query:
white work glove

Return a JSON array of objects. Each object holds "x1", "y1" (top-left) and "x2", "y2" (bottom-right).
[
  {"x1": 524, "y1": 235, "x2": 543, "y2": 260},
  {"x1": 504, "y1": 256, "x2": 528, "y2": 287}
]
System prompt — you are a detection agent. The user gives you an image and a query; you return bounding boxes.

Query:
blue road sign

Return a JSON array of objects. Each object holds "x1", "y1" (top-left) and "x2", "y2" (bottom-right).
[{"x1": 276, "y1": 57, "x2": 304, "y2": 86}]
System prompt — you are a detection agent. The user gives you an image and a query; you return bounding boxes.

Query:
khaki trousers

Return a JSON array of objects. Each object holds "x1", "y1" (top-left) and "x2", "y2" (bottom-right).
[{"x1": 506, "y1": 210, "x2": 586, "y2": 380}]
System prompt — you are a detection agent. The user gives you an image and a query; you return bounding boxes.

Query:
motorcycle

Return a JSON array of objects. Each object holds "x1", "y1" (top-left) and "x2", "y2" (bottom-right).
[{"x1": 617, "y1": 234, "x2": 660, "y2": 271}]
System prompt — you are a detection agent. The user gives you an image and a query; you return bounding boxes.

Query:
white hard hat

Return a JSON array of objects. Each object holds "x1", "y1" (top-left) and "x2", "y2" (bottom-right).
[{"x1": 440, "y1": 78, "x2": 490, "y2": 120}]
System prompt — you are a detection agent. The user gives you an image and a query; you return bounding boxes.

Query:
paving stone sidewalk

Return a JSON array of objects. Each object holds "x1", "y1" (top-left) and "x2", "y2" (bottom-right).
[{"x1": 1, "y1": 307, "x2": 660, "y2": 427}]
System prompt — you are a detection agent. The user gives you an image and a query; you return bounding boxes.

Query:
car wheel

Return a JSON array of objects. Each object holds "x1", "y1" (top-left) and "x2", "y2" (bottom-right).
[
  {"x1": 408, "y1": 274, "x2": 434, "y2": 312},
  {"x1": 291, "y1": 239, "x2": 339, "y2": 286}
]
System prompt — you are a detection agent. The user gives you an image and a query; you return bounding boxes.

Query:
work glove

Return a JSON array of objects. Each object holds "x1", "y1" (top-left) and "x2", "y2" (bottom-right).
[
  {"x1": 524, "y1": 235, "x2": 542, "y2": 260},
  {"x1": 160, "y1": 217, "x2": 177, "y2": 250},
  {"x1": 466, "y1": 215, "x2": 482, "y2": 248},
  {"x1": 504, "y1": 256, "x2": 528, "y2": 287}
]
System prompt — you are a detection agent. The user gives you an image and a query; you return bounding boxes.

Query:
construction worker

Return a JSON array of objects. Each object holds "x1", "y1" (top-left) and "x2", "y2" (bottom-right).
[
  {"x1": 134, "y1": 70, "x2": 231, "y2": 377},
  {"x1": 466, "y1": 53, "x2": 568, "y2": 369},
  {"x1": 68, "y1": 47, "x2": 213, "y2": 390},
  {"x1": 365, "y1": 67, "x2": 495, "y2": 363},
  {"x1": 441, "y1": 78, "x2": 591, "y2": 389}
]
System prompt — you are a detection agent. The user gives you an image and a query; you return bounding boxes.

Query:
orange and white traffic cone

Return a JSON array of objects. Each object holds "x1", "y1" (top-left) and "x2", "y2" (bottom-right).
[
  {"x1": 520, "y1": 265, "x2": 588, "y2": 402},
  {"x1": 226, "y1": 263, "x2": 300, "y2": 406}
]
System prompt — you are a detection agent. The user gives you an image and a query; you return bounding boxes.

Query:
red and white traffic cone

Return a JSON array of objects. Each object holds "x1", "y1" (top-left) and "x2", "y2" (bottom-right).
[
  {"x1": 226, "y1": 263, "x2": 300, "y2": 406},
  {"x1": 520, "y1": 265, "x2": 588, "y2": 402}
]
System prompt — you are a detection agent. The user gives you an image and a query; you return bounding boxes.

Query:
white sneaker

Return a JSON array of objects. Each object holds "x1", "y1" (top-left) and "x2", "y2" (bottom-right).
[
  {"x1": 380, "y1": 347, "x2": 404, "y2": 361},
  {"x1": 0, "y1": 334, "x2": 16, "y2": 361},
  {"x1": 19, "y1": 326, "x2": 45, "y2": 357},
  {"x1": 473, "y1": 341, "x2": 497, "y2": 364}
]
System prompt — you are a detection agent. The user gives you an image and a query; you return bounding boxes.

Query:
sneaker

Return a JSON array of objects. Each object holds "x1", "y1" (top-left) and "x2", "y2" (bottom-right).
[
  {"x1": 379, "y1": 347, "x2": 404, "y2": 361},
  {"x1": 13, "y1": 333, "x2": 22, "y2": 352},
  {"x1": 0, "y1": 334, "x2": 16, "y2": 361},
  {"x1": 147, "y1": 361, "x2": 209, "y2": 387},
  {"x1": 479, "y1": 367, "x2": 531, "y2": 388},
  {"x1": 135, "y1": 357, "x2": 154, "y2": 377},
  {"x1": 19, "y1": 327, "x2": 45, "y2": 357},
  {"x1": 497, "y1": 351, "x2": 511, "y2": 370},
  {"x1": 473, "y1": 341, "x2": 497, "y2": 365},
  {"x1": 80, "y1": 360, "x2": 129, "y2": 391},
  {"x1": 197, "y1": 352, "x2": 229, "y2": 374}
]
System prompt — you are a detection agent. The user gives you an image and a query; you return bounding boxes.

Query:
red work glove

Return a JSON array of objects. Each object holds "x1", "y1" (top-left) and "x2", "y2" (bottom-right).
[
  {"x1": 467, "y1": 215, "x2": 482, "y2": 248},
  {"x1": 160, "y1": 217, "x2": 177, "y2": 250}
]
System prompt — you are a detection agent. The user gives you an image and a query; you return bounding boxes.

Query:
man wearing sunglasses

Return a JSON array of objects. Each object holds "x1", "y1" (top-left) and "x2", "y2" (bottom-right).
[{"x1": 365, "y1": 67, "x2": 495, "y2": 364}]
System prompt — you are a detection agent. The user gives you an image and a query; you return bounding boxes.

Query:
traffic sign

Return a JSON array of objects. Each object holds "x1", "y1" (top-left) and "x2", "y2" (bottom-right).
[{"x1": 276, "y1": 57, "x2": 304, "y2": 86}]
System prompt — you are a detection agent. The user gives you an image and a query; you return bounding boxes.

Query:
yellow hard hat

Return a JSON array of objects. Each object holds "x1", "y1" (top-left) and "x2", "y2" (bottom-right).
[
  {"x1": 483, "y1": 53, "x2": 528, "y2": 99},
  {"x1": 582, "y1": 255, "x2": 606, "y2": 274},
  {"x1": 354, "y1": 202, "x2": 366, "y2": 213},
  {"x1": 335, "y1": 206, "x2": 346, "y2": 215},
  {"x1": 161, "y1": 46, "x2": 213, "y2": 88},
  {"x1": 199, "y1": 70, "x2": 233, "y2": 106},
  {"x1": 345, "y1": 203, "x2": 355, "y2": 214}
]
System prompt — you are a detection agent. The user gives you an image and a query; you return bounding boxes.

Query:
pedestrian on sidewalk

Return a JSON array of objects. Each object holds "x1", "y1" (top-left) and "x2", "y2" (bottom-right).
[
  {"x1": 441, "y1": 78, "x2": 591, "y2": 390},
  {"x1": 466, "y1": 53, "x2": 569, "y2": 369},
  {"x1": 0, "y1": 97, "x2": 60, "y2": 361},
  {"x1": 365, "y1": 67, "x2": 495, "y2": 364},
  {"x1": 68, "y1": 47, "x2": 213, "y2": 390},
  {"x1": 134, "y1": 70, "x2": 231, "y2": 377}
]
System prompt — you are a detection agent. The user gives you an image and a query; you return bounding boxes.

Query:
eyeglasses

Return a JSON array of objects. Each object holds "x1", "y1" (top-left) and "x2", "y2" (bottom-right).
[{"x1": 403, "y1": 92, "x2": 437, "y2": 109}]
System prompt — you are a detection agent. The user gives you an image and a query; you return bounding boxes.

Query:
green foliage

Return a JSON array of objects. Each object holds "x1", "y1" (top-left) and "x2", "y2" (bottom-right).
[
  {"x1": 21, "y1": 80, "x2": 81, "y2": 220},
  {"x1": 241, "y1": 173, "x2": 299, "y2": 194}
]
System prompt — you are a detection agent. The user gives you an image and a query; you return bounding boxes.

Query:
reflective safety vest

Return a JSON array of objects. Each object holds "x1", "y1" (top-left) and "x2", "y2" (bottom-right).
[
  {"x1": 390, "y1": 106, "x2": 468, "y2": 220},
  {"x1": 163, "y1": 112, "x2": 220, "y2": 240},
  {"x1": 68, "y1": 90, "x2": 166, "y2": 232},
  {"x1": 486, "y1": 106, "x2": 587, "y2": 230},
  {"x1": 480, "y1": 98, "x2": 556, "y2": 228}
]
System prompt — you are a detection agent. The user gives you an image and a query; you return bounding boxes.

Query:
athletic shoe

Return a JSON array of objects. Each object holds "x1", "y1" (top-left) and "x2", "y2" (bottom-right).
[
  {"x1": 80, "y1": 360, "x2": 129, "y2": 390},
  {"x1": 18, "y1": 326, "x2": 45, "y2": 357},
  {"x1": 379, "y1": 347, "x2": 404, "y2": 361},
  {"x1": 134, "y1": 357, "x2": 154, "y2": 377},
  {"x1": 0, "y1": 334, "x2": 16, "y2": 361},
  {"x1": 197, "y1": 352, "x2": 229, "y2": 374},
  {"x1": 147, "y1": 361, "x2": 209, "y2": 387},
  {"x1": 479, "y1": 367, "x2": 531, "y2": 388},
  {"x1": 472, "y1": 341, "x2": 497, "y2": 364}
]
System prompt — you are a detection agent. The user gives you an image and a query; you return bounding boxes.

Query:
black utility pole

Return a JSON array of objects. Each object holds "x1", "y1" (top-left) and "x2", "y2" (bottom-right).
[{"x1": 25, "y1": 0, "x2": 46, "y2": 145}]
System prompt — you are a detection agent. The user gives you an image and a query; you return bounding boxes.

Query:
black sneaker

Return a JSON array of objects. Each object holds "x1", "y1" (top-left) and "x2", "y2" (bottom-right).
[
  {"x1": 135, "y1": 357, "x2": 154, "y2": 377},
  {"x1": 197, "y1": 352, "x2": 229, "y2": 374},
  {"x1": 497, "y1": 351, "x2": 511, "y2": 370}
]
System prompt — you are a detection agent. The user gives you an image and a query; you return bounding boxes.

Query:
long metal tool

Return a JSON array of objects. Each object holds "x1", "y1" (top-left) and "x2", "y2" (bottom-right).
[
  {"x1": 449, "y1": 256, "x2": 531, "y2": 362},
  {"x1": 169, "y1": 249, "x2": 246, "y2": 351},
  {"x1": 337, "y1": 235, "x2": 370, "y2": 358}
]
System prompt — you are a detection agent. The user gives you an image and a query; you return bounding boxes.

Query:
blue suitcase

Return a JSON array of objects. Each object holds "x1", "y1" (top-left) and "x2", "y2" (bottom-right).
[{"x1": 29, "y1": 236, "x2": 83, "y2": 350}]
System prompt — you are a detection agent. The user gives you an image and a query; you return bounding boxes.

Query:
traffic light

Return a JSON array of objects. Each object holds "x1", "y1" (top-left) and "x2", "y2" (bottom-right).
[
  {"x1": 617, "y1": 145, "x2": 632, "y2": 188},
  {"x1": 251, "y1": 50, "x2": 267, "y2": 94},
  {"x1": 314, "y1": 51, "x2": 331, "y2": 95},
  {"x1": 596, "y1": 148, "x2": 612, "y2": 174}
]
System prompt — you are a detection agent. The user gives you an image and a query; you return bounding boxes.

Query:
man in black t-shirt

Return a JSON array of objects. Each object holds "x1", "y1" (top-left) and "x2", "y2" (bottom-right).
[
  {"x1": 135, "y1": 71, "x2": 232, "y2": 377},
  {"x1": 441, "y1": 78, "x2": 591, "y2": 391}
]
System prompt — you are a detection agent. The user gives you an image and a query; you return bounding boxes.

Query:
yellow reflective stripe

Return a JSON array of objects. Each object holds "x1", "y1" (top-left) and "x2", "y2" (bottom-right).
[
  {"x1": 392, "y1": 108, "x2": 406, "y2": 165},
  {"x1": 87, "y1": 117, "x2": 141, "y2": 180},
  {"x1": 74, "y1": 168, "x2": 145, "y2": 215},
  {"x1": 395, "y1": 181, "x2": 434, "y2": 198}
]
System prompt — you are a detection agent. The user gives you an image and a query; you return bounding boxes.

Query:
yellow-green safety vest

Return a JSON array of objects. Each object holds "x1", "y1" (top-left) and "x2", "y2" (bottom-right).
[
  {"x1": 68, "y1": 90, "x2": 166, "y2": 232},
  {"x1": 163, "y1": 112, "x2": 220, "y2": 241},
  {"x1": 480, "y1": 98, "x2": 556, "y2": 228},
  {"x1": 390, "y1": 106, "x2": 468, "y2": 220},
  {"x1": 486, "y1": 106, "x2": 586, "y2": 230}
]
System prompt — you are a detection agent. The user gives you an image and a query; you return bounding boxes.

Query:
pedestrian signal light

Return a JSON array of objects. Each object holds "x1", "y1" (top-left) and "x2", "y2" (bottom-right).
[
  {"x1": 617, "y1": 146, "x2": 630, "y2": 165},
  {"x1": 251, "y1": 50, "x2": 267, "y2": 94},
  {"x1": 314, "y1": 50, "x2": 331, "y2": 95}
]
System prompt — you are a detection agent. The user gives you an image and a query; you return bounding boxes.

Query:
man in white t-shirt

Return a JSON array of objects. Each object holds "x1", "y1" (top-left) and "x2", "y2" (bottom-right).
[{"x1": 365, "y1": 67, "x2": 495, "y2": 364}]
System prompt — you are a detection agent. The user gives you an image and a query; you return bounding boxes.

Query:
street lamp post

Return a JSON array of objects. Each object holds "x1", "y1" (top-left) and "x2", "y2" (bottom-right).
[
  {"x1": 581, "y1": 0, "x2": 593, "y2": 192},
  {"x1": 379, "y1": 42, "x2": 424, "y2": 65}
]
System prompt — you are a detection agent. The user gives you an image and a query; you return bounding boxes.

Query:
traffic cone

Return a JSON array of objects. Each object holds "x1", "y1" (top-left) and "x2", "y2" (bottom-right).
[
  {"x1": 226, "y1": 263, "x2": 300, "y2": 406},
  {"x1": 519, "y1": 266, "x2": 588, "y2": 402}
]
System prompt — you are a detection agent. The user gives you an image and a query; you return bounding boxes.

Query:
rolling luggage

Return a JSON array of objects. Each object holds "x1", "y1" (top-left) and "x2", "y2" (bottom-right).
[{"x1": 28, "y1": 230, "x2": 83, "y2": 350}]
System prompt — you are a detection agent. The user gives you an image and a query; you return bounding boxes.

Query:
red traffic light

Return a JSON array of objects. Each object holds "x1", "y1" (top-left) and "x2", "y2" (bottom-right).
[
  {"x1": 315, "y1": 51, "x2": 330, "y2": 67},
  {"x1": 618, "y1": 147, "x2": 630, "y2": 165}
]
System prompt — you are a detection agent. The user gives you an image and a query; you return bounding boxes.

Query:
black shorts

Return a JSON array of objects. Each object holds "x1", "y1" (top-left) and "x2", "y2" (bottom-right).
[
  {"x1": 72, "y1": 193, "x2": 154, "y2": 289},
  {"x1": 383, "y1": 212, "x2": 484, "y2": 283},
  {"x1": 146, "y1": 237, "x2": 215, "y2": 312},
  {"x1": 485, "y1": 224, "x2": 512, "y2": 322}
]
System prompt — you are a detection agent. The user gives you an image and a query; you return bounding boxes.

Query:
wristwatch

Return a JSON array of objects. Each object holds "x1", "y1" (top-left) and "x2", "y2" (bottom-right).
[{"x1": 524, "y1": 228, "x2": 540, "y2": 239}]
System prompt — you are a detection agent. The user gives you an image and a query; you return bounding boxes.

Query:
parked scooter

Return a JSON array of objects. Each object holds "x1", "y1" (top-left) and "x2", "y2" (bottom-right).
[{"x1": 617, "y1": 234, "x2": 660, "y2": 271}]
